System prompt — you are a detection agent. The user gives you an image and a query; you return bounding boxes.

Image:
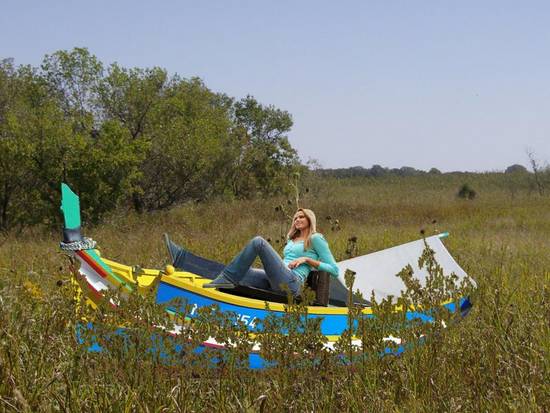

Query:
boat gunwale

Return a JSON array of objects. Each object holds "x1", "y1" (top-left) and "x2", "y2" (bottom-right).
[{"x1": 101, "y1": 256, "x2": 461, "y2": 317}]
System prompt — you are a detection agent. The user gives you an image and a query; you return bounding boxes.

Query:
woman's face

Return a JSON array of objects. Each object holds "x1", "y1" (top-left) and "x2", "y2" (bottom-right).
[{"x1": 293, "y1": 211, "x2": 310, "y2": 232}]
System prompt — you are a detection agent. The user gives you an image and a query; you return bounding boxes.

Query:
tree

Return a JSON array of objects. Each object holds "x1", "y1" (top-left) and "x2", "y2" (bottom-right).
[
  {"x1": 97, "y1": 63, "x2": 168, "y2": 140},
  {"x1": 137, "y1": 77, "x2": 234, "y2": 210},
  {"x1": 505, "y1": 164, "x2": 528, "y2": 174},
  {"x1": 0, "y1": 60, "x2": 77, "y2": 228},
  {"x1": 369, "y1": 164, "x2": 387, "y2": 178},
  {"x1": 97, "y1": 63, "x2": 169, "y2": 211},
  {"x1": 0, "y1": 59, "x2": 31, "y2": 229},
  {"x1": 398, "y1": 166, "x2": 422, "y2": 177},
  {"x1": 40, "y1": 47, "x2": 103, "y2": 132},
  {"x1": 230, "y1": 95, "x2": 299, "y2": 197}
]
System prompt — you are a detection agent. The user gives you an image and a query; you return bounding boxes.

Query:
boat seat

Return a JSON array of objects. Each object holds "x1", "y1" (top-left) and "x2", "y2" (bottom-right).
[{"x1": 305, "y1": 270, "x2": 330, "y2": 306}]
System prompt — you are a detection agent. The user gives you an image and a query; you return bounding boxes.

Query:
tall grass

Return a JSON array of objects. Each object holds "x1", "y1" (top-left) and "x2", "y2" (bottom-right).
[{"x1": 0, "y1": 173, "x2": 549, "y2": 411}]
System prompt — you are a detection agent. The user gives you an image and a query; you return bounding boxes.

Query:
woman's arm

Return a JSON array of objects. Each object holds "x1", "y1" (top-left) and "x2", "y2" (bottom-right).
[
  {"x1": 310, "y1": 233, "x2": 339, "y2": 277},
  {"x1": 288, "y1": 256, "x2": 321, "y2": 269}
]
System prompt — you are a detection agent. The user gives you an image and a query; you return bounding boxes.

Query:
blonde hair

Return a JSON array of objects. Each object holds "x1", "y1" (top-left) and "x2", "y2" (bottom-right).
[{"x1": 287, "y1": 208, "x2": 317, "y2": 250}]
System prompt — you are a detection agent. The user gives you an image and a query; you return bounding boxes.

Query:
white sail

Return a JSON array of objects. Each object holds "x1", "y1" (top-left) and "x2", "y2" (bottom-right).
[{"x1": 330, "y1": 234, "x2": 471, "y2": 303}]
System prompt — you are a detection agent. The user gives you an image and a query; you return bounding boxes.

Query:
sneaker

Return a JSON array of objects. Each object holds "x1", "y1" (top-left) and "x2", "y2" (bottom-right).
[{"x1": 203, "y1": 273, "x2": 236, "y2": 289}]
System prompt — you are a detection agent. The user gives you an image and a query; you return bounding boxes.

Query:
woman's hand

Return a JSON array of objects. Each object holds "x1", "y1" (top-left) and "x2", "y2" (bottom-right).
[{"x1": 288, "y1": 257, "x2": 308, "y2": 269}]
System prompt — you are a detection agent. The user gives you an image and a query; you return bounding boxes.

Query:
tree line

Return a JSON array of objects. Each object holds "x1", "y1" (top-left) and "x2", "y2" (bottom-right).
[
  {"x1": 0, "y1": 48, "x2": 300, "y2": 230},
  {"x1": 317, "y1": 165, "x2": 442, "y2": 178},
  {"x1": 317, "y1": 163, "x2": 535, "y2": 179}
]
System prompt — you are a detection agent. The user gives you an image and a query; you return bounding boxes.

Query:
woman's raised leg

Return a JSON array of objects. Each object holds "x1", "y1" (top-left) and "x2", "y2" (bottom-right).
[
  {"x1": 239, "y1": 268, "x2": 271, "y2": 290},
  {"x1": 204, "y1": 236, "x2": 301, "y2": 294}
]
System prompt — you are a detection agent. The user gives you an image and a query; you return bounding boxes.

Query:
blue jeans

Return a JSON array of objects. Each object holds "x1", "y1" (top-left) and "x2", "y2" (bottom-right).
[{"x1": 221, "y1": 236, "x2": 302, "y2": 295}]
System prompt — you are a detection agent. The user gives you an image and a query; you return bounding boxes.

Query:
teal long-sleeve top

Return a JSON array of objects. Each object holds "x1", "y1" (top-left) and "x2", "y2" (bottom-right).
[{"x1": 283, "y1": 233, "x2": 339, "y2": 283}]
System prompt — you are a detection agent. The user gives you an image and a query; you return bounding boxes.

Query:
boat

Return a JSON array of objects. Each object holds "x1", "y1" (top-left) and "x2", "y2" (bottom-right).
[{"x1": 60, "y1": 183, "x2": 473, "y2": 368}]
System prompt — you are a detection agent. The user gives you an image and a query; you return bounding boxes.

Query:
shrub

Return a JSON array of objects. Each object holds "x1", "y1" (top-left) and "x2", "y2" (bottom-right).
[
  {"x1": 505, "y1": 164, "x2": 528, "y2": 174},
  {"x1": 457, "y1": 183, "x2": 477, "y2": 200}
]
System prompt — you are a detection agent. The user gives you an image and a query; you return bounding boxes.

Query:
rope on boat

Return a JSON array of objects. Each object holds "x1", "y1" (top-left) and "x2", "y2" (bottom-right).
[{"x1": 60, "y1": 237, "x2": 97, "y2": 251}]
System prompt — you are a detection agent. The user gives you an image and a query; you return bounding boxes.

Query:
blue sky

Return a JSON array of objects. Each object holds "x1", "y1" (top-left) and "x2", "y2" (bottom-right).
[{"x1": 2, "y1": 1, "x2": 549, "y2": 171}]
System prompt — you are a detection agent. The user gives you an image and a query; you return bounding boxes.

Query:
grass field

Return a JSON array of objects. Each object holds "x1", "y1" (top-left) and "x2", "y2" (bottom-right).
[{"x1": 1, "y1": 173, "x2": 548, "y2": 412}]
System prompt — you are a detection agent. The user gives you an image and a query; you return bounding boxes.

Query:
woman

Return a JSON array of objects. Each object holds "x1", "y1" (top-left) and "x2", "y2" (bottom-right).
[{"x1": 204, "y1": 208, "x2": 339, "y2": 296}]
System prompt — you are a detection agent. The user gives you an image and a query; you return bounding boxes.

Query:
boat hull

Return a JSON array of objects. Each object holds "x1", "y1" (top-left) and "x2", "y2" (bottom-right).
[{"x1": 156, "y1": 279, "x2": 472, "y2": 335}]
